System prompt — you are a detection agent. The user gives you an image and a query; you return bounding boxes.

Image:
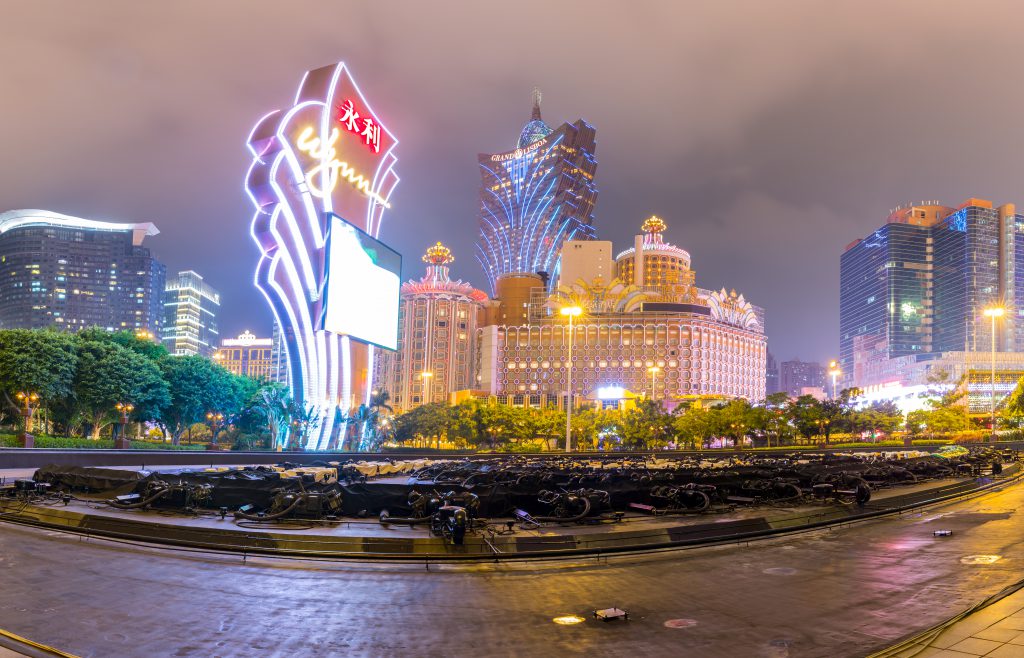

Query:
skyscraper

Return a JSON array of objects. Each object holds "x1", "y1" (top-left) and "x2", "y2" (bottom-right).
[
  {"x1": 766, "y1": 352, "x2": 780, "y2": 395},
  {"x1": 374, "y1": 242, "x2": 488, "y2": 412},
  {"x1": 162, "y1": 270, "x2": 220, "y2": 356},
  {"x1": 779, "y1": 359, "x2": 826, "y2": 397},
  {"x1": 0, "y1": 209, "x2": 165, "y2": 335},
  {"x1": 476, "y1": 88, "x2": 598, "y2": 294},
  {"x1": 840, "y1": 199, "x2": 1024, "y2": 399}
]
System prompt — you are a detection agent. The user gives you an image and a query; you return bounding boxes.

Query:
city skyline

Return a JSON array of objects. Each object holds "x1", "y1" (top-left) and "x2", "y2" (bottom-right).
[{"x1": 4, "y1": 1, "x2": 1024, "y2": 365}]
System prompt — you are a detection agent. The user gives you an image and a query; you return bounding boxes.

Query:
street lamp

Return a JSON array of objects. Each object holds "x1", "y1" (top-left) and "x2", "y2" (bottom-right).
[
  {"x1": 828, "y1": 360, "x2": 841, "y2": 399},
  {"x1": 206, "y1": 411, "x2": 225, "y2": 449},
  {"x1": 114, "y1": 402, "x2": 134, "y2": 449},
  {"x1": 420, "y1": 371, "x2": 434, "y2": 405},
  {"x1": 560, "y1": 305, "x2": 583, "y2": 453},
  {"x1": 648, "y1": 365, "x2": 661, "y2": 401},
  {"x1": 983, "y1": 306, "x2": 1005, "y2": 442},
  {"x1": 15, "y1": 391, "x2": 39, "y2": 448}
]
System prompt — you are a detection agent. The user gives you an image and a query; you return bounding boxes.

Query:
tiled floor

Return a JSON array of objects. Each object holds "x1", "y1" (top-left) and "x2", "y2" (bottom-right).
[{"x1": 888, "y1": 588, "x2": 1024, "y2": 657}]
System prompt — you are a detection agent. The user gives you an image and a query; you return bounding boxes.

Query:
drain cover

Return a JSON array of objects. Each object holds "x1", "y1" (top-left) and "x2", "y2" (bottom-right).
[{"x1": 763, "y1": 567, "x2": 798, "y2": 576}]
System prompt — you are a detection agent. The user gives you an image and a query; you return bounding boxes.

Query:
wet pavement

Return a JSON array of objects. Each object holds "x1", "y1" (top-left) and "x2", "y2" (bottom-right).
[{"x1": 1, "y1": 476, "x2": 1024, "y2": 656}]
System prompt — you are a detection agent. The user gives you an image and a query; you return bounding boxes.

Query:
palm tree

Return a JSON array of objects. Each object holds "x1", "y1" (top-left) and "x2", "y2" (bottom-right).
[{"x1": 353, "y1": 390, "x2": 395, "y2": 451}]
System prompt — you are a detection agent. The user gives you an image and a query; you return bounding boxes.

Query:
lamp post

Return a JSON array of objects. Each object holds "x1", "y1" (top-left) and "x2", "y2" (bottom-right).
[
  {"x1": 828, "y1": 360, "x2": 841, "y2": 399},
  {"x1": 560, "y1": 305, "x2": 582, "y2": 453},
  {"x1": 206, "y1": 411, "x2": 225, "y2": 450},
  {"x1": 114, "y1": 402, "x2": 134, "y2": 449},
  {"x1": 420, "y1": 371, "x2": 434, "y2": 405},
  {"x1": 648, "y1": 365, "x2": 661, "y2": 401},
  {"x1": 15, "y1": 391, "x2": 39, "y2": 448},
  {"x1": 983, "y1": 306, "x2": 1005, "y2": 442}
]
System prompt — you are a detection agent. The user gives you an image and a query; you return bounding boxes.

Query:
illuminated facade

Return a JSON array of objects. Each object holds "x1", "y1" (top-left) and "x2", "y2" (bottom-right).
[
  {"x1": 375, "y1": 243, "x2": 488, "y2": 413},
  {"x1": 215, "y1": 330, "x2": 274, "y2": 380},
  {"x1": 478, "y1": 217, "x2": 766, "y2": 405},
  {"x1": 476, "y1": 89, "x2": 598, "y2": 294},
  {"x1": 0, "y1": 209, "x2": 164, "y2": 335},
  {"x1": 162, "y1": 270, "x2": 219, "y2": 357},
  {"x1": 841, "y1": 199, "x2": 1024, "y2": 391},
  {"x1": 246, "y1": 62, "x2": 400, "y2": 449}
]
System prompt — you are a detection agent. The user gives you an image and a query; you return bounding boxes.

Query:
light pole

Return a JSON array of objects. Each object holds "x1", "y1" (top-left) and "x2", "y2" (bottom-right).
[
  {"x1": 114, "y1": 402, "x2": 134, "y2": 449},
  {"x1": 648, "y1": 365, "x2": 661, "y2": 401},
  {"x1": 420, "y1": 371, "x2": 434, "y2": 405},
  {"x1": 828, "y1": 360, "x2": 841, "y2": 399},
  {"x1": 560, "y1": 305, "x2": 582, "y2": 453},
  {"x1": 983, "y1": 306, "x2": 1005, "y2": 442},
  {"x1": 15, "y1": 391, "x2": 39, "y2": 448},
  {"x1": 206, "y1": 411, "x2": 225, "y2": 450}
]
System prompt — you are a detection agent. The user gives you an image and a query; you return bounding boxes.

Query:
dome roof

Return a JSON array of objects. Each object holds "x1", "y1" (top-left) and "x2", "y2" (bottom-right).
[{"x1": 517, "y1": 119, "x2": 552, "y2": 148}]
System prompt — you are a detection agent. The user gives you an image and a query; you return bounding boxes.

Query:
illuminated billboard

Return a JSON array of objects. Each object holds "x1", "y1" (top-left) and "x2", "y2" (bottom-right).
[
  {"x1": 321, "y1": 214, "x2": 400, "y2": 351},
  {"x1": 246, "y1": 62, "x2": 400, "y2": 449}
]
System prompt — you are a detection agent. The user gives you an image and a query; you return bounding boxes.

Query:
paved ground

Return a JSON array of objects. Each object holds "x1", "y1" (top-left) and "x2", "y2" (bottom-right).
[{"x1": 2, "y1": 477, "x2": 1024, "y2": 657}]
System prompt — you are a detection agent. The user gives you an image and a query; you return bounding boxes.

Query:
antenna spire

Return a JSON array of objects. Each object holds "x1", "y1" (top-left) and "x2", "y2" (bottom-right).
[{"x1": 531, "y1": 87, "x2": 542, "y2": 121}]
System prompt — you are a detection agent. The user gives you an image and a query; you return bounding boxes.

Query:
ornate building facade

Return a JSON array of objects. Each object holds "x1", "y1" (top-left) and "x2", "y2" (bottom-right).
[
  {"x1": 475, "y1": 89, "x2": 598, "y2": 294},
  {"x1": 215, "y1": 330, "x2": 274, "y2": 380},
  {"x1": 374, "y1": 243, "x2": 489, "y2": 413},
  {"x1": 478, "y1": 217, "x2": 767, "y2": 406}
]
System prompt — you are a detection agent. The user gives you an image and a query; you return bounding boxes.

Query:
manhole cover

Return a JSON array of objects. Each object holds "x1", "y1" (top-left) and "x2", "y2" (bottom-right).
[
  {"x1": 664, "y1": 619, "x2": 698, "y2": 629},
  {"x1": 961, "y1": 555, "x2": 1002, "y2": 565},
  {"x1": 763, "y1": 567, "x2": 797, "y2": 576}
]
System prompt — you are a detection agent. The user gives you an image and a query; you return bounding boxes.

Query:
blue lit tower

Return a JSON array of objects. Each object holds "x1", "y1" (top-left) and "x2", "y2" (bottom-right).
[{"x1": 476, "y1": 88, "x2": 597, "y2": 294}]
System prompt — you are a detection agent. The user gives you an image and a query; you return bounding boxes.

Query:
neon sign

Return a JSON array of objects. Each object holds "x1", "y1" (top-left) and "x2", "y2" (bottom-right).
[
  {"x1": 489, "y1": 137, "x2": 549, "y2": 162},
  {"x1": 338, "y1": 99, "x2": 381, "y2": 153},
  {"x1": 246, "y1": 62, "x2": 400, "y2": 450},
  {"x1": 295, "y1": 126, "x2": 392, "y2": 207}
]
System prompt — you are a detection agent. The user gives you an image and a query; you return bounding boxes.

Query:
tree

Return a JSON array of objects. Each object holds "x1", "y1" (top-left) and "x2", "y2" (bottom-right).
[
  {"x1": 74, "y1": 340, "x2": 170, "y2": 438},
  {"x1": 0, "y1": 329, "x2": 77, "y2": 413},
  {"x1": 158, "y1": 356, "x2": 239, "y2": 444},
  {"x1": 787, "y1": 395, "x2": 823, "y2": 442}
]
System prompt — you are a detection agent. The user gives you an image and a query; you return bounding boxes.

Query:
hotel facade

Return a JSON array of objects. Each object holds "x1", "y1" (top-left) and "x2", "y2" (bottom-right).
[{"x1": 477, "y1": 218, "x2": 767, "y2": 407}]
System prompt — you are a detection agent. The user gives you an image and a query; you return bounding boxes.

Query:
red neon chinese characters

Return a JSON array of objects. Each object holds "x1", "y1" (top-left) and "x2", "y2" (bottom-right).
[{"x1": 337, "y1": 99, "x2": 380, "y2": 153}]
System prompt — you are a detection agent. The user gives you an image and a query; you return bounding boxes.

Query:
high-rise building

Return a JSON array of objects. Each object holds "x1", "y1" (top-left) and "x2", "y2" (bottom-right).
[
  {"x1": 0, "y1": 209, "x2": 165, "y2": 334},
  {"x1": 558, "y1": 240, "x2": 614, "y2": 288},
  {"x1": 779, "y1": 359, "x2": 826, "y2": 397},
  {"x1": 374, "y1": 242, "x2": 488, "y2": 413},
  {"x1": 475, "y1": 88, "x2": 598, "y2": 295},
  {"x1": 840, "y1": 198, "x2": 1024, "y2": 395},
  {"x1": 766, "y1": 352, "x2": 780, "y2": 395},
  {"x1": 215, "y1": 330, "x2": 274, "y2": 379},
  {"x1": 478, "y1": 217, "x2": 766, "y2": 406},
  {"x1": 162, "y1": 270, "x2": 220, "y2": 356}
]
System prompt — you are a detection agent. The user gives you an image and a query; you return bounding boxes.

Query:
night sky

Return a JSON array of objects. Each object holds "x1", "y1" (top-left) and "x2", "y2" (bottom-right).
[{"x1": 2, "y1": 1, "x2": 1022, "y2": 365}]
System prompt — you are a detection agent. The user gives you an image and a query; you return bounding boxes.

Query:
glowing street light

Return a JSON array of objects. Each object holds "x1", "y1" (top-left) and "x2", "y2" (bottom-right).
[
  {"x1": 560, "y1": 306, "x2": 583, "y2": 453},
  {"x1": 114, "y1": 402, "x2": 135, "y2": 449},
  {"x1": 421, "y1": 371, "x2": 434, "y2": 405},
  {"x1": 206, "y1": 411, "x2": 225, "y2": 448},
  {"x1": 648, "y1": 365, "x2": 661, "y2": 401},
  {"x1": 828, "y1": 360, "x2": 841, "y2": 399},
  {"x1": 15, "y1": 391, "x2": 39, "y2": 448},
  {"x1": 983, "y1": 306, "x2": 1006, "y2": 442}
]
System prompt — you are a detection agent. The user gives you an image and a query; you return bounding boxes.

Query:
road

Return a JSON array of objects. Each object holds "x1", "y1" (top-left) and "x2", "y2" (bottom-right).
[{"x1": 2, "y1": 480, "x2": 1024, "y2": 657}]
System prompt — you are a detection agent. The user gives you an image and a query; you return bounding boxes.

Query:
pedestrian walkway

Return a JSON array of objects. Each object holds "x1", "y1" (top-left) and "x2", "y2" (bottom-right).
[{"x1": 876, "y1": 580, "x2": 1024, "y2": 657}]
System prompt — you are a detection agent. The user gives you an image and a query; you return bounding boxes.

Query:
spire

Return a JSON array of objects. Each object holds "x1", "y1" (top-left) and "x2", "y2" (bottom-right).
[
  {"x1": 422, "y1": 241, "x2": 453, "y2": 282},
  {"x1": 531, "y1": 86, "x2": 542, "y2": 121}
]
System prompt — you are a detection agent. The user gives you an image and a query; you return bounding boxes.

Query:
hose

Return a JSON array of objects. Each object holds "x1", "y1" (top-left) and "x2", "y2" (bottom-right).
[
  {"x1": 106, "y1": 486, "x2": 170, "y2": 509},
  {"x1": 233, "y1": 494, "x2": 304, "y2": 521},
  {"x1": 378, "y1": 511, "x2": 433, "y2": 525}
]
